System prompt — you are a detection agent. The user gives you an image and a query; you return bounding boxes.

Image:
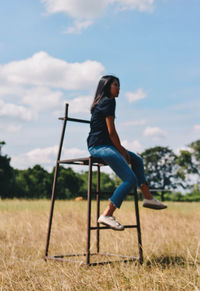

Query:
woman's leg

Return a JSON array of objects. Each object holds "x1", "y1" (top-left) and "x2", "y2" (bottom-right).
[
  {"x1": 89, "y1": 145, "x2": 137, "y2": 210},
  {"x1": 89, "y1": 146, "x2": 138, "y2": 230},
  {"x1": 103, "y1": 201, "x2": 116, "y2": 216},
  {"x1": 140, "y1": 182, "x2": 153, "y2": 199},
  {"x1": 128, "y1": 150, "x2": 167, "y2": 209},
  {"x1": 89, "y1": 145, "x2": 134, "y2": 230},
  {"x1": 127, "y1": 151, "x2": 152, "y2": 199}
]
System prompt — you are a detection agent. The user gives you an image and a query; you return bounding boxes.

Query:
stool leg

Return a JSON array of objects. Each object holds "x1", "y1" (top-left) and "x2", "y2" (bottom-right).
[
  {"x1": 96, "y1": 165, "x2": 100, "y2": 253},
  {"x1": 44, "y1": 105, "x2": 68, "y2": 259},
  {"x1": 134, "y1": 187, "x2": 143, "y2": 264},
  {"x1": 86, "y1": 158, "x2": 92, "y2": 265},
  {"x1": 44, "y1": 163, "x2": 59, "y2": 258}
]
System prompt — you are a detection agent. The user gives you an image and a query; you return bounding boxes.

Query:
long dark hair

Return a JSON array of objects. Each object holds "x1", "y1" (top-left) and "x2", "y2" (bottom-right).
[{"x1": 90, "y1": 75, "x2": 120, "y2": 112}]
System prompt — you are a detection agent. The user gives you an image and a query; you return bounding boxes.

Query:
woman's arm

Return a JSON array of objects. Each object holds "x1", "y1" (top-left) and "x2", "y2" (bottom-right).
[{"x1": 106, "y1": 116, "x2": 130, "y2": 163}]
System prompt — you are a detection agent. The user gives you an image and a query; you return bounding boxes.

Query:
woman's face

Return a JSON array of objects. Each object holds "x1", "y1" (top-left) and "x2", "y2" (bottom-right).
[{"x1": 110, "y1": 79, "x2": 120, "y2": 98}]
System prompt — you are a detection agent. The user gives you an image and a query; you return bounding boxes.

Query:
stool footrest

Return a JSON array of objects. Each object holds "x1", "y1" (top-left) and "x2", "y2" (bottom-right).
[{"x1": 90, "y1": 225, "x2": 137, "y2": 230}]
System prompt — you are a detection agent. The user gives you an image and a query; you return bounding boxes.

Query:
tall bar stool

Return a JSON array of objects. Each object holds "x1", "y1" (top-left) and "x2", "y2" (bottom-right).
[{"x1": 44, "y1": 103, "x2": 143, "y2": 266}]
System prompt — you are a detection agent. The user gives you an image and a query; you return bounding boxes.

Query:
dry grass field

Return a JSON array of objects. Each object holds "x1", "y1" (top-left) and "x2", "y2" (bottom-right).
[{"x1": 0, "y1": 199, "x2": 200, "y2": 290}]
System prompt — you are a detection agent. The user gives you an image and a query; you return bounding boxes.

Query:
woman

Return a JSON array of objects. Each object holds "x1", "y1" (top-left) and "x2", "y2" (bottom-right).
[{"x1": 87, "y1": 75, "x2": 167, "y2": 231}]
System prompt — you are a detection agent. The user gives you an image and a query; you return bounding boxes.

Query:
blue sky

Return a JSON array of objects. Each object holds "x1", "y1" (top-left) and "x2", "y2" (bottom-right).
[{"x1": 0, "y1": 0, "x2": 200, "y2": 171}]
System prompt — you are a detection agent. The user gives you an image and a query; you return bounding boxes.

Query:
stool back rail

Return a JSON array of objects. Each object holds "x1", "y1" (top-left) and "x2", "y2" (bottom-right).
[{"x1": 44, "y1": 103, "x2": 143, "y2": 266}]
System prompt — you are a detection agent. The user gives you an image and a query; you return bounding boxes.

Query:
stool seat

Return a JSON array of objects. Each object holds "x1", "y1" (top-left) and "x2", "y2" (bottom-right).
[{"x1": 58, "y1": 156, "x2": 107, "y2": 166}]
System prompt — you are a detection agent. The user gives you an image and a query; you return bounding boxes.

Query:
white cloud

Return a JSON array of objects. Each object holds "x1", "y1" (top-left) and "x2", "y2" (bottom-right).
[
  {"x1": 0, "y1": 99, "x2": 34, "y2": 121},
  {"x1": 65, "y1": 20, "x2": 93, "y2": 34},
  {"x1": 22, "y1": 87, "x2": 63, "y2": 111},
  {"x1": 0, "y1": 86, "x2": 63, "y2": 120},
  {"x1": 67, "y1": 95, "x2": 92, "y2": 114},
  {"x1": 41, "y1": 0, "x2": 111, "y2": 19},
  {"x1": 0, "y1": 52, "x2": 105, "y2": 123},
  {"x1": 125, "y1": 88, "x2": 147, "y2": 103},
  {"x1": 143, "y1": 126, "x2": 167, "y2": 139},
  {"x1": 194, "y1": 124, "x2": 200, "y2": 132},
  {"x1": 12, "y1": 146, "x2": 58, "y2": 168},
  {"x1": 41, "y1": 0, "x2": 155, "y2": 33},
  {"x1": 11, "y1": 145, "x2": 87, "y2": 170},
  {"x1": 0, "y1": 123, "x2": 22, "y2": 133},
  {"x1": 41, "y1": 0, "x2": 111, "y2": 33},
  {"x1": 121, "y1": 139, "x2": 143, "y2": 152},
  {"x1": 116, "y1": 0, "x2": 155, "y2": 12},
  {"x1": 121, "y1": 119, "x2": 146, "y2": 126},
  {"x1": 0, "y1": 51, "x2": 104, "y2": 90},
  {"x1": 63, "y1": 147, "x2": 87, "y2": 158},
  {"x1": 0, "y1": 84, "x2": 26, "y2": 98}
]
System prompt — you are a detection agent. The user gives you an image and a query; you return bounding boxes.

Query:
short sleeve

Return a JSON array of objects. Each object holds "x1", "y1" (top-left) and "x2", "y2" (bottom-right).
[{"x1": 100, "y1": 97, "x2": 115, "y2": 117}]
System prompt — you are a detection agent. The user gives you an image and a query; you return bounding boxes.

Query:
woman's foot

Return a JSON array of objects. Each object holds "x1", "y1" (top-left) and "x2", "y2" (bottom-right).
[
  {"x1": 98, "y1": 215, "x2": 124, "y2": 231},
  {"x1": 143, "y1": 197, "x2": 167, "y2": 210}
]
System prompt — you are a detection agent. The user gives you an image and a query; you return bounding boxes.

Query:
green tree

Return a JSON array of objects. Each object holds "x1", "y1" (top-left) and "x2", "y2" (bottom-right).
[
  {"x1": 189, "y1": 139, "x2": 200, "y2": 162},
  {"x1": 0, "y1": 141, "x2": 6, "y2": 155},
  {"x1": 78, "y1": 171, "x2": 115, "y2": 199},
  {"x1": 0, "y1": 141, "x2": 15, "y2": 198},
  {"x1": 176, "y1": 149, "x2": 198, "y2": 189},
  {"x1": 14, "y1": 165, "x2": 52, "y2": 198},
  {"x1": 14, "y1": 169, "x2": 30, "y2": 198},
  {"x1": 52, "y1": 166, "x2": 83, "y2": 199},
  {"x1": 141, "y1": 146, "x2": 178, "y2": 201},
  {"x1": 188, "y1": 139, "x2": 200, "y2": 188}
]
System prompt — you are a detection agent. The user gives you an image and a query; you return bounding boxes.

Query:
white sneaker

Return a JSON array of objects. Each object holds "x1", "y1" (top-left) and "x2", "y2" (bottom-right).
[
  {"x1": 143, "y1": 197, "x2": 167, "y2": 210},
  {"x1": 98, "y1": 215, "x2": 124, "y2": 231}
]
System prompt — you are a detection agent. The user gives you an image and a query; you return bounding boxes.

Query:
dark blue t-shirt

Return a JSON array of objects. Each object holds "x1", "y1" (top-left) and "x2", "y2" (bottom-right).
[{"x1": 87, "y1": 97, "x2": 116, "y2": 148}]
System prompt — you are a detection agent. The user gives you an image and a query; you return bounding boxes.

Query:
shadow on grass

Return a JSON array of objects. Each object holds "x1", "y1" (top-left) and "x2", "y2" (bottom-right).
[{"x1": 145, "y1": 255, "x2": 187, "y2": 269}]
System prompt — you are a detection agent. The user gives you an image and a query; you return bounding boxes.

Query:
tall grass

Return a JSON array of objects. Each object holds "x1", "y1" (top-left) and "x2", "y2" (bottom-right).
[{"x1": 0, "y1": 200, "x2": 199, "y2": 290}]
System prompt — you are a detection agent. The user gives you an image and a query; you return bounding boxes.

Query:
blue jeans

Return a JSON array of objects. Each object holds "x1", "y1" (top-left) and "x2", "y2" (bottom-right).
[{"x1": 88, "y1": 145, "x2": 146, "y2": 208}]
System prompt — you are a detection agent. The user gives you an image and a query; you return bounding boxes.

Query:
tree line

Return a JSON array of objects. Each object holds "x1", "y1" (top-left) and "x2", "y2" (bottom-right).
[{"x1": 0, "y1": 140, "x2": 200, "y2": 201}]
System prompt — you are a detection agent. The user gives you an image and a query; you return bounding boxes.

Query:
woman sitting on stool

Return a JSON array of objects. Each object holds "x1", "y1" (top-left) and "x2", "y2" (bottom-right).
[{"x1": 87, "y1": 75, "x2": 167, "y2": 231}]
